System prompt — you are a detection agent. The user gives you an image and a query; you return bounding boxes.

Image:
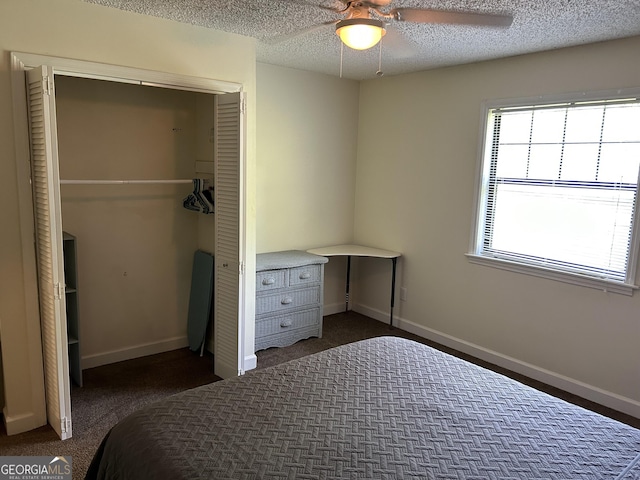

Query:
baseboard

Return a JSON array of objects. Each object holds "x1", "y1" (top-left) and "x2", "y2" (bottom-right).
[
  {"x1": 2, "y1": 408, "x2": 45, "y2": 436},
  {"x1": 243, "y1": 353, "x2": 257, "y2": 373},
  {"x1": 323, "y1": 302, "x2": 347, "y2": 316},
  {"x1": 82, "y1": 336, "x2": 189, "y2": 369},
  {"x1": 353, "y1": 303, "x2": 640, "y2": 420}
]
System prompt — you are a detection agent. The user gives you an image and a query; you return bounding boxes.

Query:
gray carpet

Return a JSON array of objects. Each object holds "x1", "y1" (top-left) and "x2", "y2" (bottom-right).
[
  {"x1": 0, "y1": 346, "x2": 218, "y2": 479},
  {"x1": 1, "y1": 312, "x2": 638, "y2": 480}
]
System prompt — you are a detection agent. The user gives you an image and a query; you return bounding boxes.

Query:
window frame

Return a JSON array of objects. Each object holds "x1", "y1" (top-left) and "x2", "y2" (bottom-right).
[{"x1": 468, "y1": 88, "x2": 640, "y2": 296}]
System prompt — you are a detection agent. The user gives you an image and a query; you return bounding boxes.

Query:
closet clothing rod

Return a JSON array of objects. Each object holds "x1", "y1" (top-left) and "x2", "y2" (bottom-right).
[{"x1": 60, "y1": 179, "x2": 193, "y2": 185}]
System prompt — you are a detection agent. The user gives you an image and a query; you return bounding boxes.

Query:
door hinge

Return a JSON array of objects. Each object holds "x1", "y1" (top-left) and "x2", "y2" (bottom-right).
[
  {"x1": 239, "y1": 261, "x2": 245, "y2": 275},
  {"x1": 54, "y1": 282, "x2": 64, "y2": 300},
  {"x1": 240, "y1": 97, "x2": 246, "y2": 114},
  {"x1": 61, "y1": 416, "x2": 71, "y2": 434},
  {"x1": 43, "y1": 75, "x2": 54, "y2": 96}
]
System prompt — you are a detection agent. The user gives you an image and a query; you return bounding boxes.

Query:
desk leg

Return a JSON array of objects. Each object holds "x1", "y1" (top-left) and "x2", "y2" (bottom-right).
[
  {"x1": 389, "y1": 257, "x2": 397, "y2": 329},
  {"x1": 345, "y1": 255, "x2": 351, "y2": 313}
]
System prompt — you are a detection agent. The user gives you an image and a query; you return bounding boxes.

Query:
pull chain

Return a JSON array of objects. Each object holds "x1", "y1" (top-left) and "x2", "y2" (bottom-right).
[
  {"x1": 376, "y1": 34, "x2": 384, "y2": 77},
  {"x1": 339, "y1": 33, "x2": 384, "y2": 78}
]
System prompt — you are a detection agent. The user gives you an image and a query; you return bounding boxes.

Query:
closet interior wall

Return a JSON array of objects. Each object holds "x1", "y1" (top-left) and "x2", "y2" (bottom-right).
[{"x1": 55, "y1": 76, "x2": 215, "y2": 369}]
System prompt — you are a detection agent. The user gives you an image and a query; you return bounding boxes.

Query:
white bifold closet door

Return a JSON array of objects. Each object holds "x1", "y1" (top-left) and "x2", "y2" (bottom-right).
[
  {"x1": 214, "y1": 92, "x2": 246, "y2": 379},
  {"x1": 26, "y1": 65, "x2": 72, "y2": 440}
]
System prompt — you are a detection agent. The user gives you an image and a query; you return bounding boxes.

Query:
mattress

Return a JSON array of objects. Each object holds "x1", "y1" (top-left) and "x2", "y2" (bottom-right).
[{"x1": 85, "y1": 336, "x2": 640, "y2": 479}]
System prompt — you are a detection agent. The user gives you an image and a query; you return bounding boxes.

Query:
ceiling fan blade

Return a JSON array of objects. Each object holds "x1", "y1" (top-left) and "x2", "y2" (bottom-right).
[
  {"x1": 285, "y1": 0, "x2": 342, "y2": 12},
  {"x1": 382, "y1": 26, "x2": 421, "y2": 59},
  {"x1": 263, "y1": 20, "x2": 337, "y2": 45},
  {"x1": 391, "y1": 8, "x2": 513, "y2": 28}
]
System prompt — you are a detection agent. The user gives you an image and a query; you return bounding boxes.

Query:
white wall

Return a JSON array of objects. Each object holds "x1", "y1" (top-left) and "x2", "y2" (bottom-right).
[
  {"x1": 0, "y1": 0, "x2": 256, "y2": 434},
  {"x1": 256, "y1": 63, "x2": 360, "y2": 310},
  {"x1": 354, "y1": 36, "x2": 640, "y2": 416}
]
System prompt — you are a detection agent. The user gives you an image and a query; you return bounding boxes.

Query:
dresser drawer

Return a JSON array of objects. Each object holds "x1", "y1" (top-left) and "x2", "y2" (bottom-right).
[
  {"x1": 256, "y1": 285, "x2": 321, "y2": 315},
  {"x1": 289, "y1": 264, "x2": 321, "y2": 286},
  {"x1": 255, "y1": 307, "x2": 320, "y2": 338},
  {"x1": 256, "y1": 269, "x2": 287, "y2": 292},
  {"x1": 255, "y1": 325, "x2": 321, "y2": 351}
]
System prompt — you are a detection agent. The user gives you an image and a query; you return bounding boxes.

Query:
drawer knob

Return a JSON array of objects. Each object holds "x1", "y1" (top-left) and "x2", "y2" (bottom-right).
[
  {"x1": 262, "y1": 277, "x2": 275, "y2": 286},
  {"x1": 281, "y1": 297, "x2": 293, "y2": 305},
  {"x1": 299, "y1": 272, "x2": 311, "y2": 279},
  {"x1": 280, "y1": 320, "x2": 292, "y2": 328}
]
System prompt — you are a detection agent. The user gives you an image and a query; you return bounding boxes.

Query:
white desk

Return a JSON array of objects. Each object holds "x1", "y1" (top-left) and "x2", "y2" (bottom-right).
[{"x1": 307, "y1": 244, "x2": 401, "y2": 328}]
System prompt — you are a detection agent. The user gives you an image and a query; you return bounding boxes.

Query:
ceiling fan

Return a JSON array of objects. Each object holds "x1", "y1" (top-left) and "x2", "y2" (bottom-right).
[{"x1": 272, "y1": 0, "x2": 513, "y2": 51}]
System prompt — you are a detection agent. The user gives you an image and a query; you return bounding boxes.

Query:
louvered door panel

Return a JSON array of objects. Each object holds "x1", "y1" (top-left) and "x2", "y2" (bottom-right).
[
  {"x1": 214, "y1": 92, "x2": 245, "y2": 379},
  {"x1": 26, "y1": 66, "x2": 72, "y2": 439}
]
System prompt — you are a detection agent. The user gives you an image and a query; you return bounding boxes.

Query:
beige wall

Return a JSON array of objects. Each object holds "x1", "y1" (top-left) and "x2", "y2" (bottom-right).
[
  {"x1": 256, "y1": 63, "x2": 360, "y2": 309},
  {"x1": 354, "y1": 36, "x2": 640, "y2": 415},
  {"x1": 0, "y1": 0, "x2": 255, "y2": 434}
]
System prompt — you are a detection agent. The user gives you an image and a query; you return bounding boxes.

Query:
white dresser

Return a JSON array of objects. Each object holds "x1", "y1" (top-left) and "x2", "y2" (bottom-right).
[{"x1": 255, "y1": 250, "x2": 328, "y2": 351}]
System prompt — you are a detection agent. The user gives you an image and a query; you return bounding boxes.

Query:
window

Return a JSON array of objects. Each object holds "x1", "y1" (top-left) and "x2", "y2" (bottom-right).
[{"x1": 469, "y1": 92, "x2": 640, "y2": 295}]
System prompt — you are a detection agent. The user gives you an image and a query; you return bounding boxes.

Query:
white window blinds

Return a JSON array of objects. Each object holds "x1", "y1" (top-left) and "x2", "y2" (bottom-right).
[{"x1": 476, "y1": 97, "x2": 640, "y2": 287}]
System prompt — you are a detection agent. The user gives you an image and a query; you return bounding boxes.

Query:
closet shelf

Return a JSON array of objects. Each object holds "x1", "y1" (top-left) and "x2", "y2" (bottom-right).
[
  {"x1": 63, "y1": 232, "x2": 83, "y2": 387},
  {"x1": 61, "y1": 179, "x2": 193, "y2": 185}
]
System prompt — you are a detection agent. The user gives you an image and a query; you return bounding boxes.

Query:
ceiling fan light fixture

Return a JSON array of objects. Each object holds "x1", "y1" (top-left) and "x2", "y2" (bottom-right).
[{"x1": 336, "y1": 18, "x2": 386, "y2": 50}]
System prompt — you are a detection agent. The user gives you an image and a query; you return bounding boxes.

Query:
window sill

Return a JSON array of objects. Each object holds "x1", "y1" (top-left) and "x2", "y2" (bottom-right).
[{"x1": 465, "y1": 254, "x2": 638, "y2": 296}]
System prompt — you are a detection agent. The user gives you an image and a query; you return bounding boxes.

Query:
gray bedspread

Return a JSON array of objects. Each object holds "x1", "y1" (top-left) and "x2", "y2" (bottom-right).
[{"x1": 86, "y1": 337, "x2": 640, "y2": 479}]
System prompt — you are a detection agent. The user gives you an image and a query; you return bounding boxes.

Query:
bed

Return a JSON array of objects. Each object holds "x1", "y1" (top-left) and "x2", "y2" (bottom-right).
[{"x1": 86, "y1": 336, "x2": 640, "y2": 479}]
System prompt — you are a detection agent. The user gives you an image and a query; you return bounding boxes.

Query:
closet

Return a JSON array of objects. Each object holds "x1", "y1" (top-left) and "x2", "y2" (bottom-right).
[
  {"x1": 55, "y1": 76, "x2": 214, "y2": 367},
  {"x1": 20, "y1": 58, "x2": 247, "y2": 440}
]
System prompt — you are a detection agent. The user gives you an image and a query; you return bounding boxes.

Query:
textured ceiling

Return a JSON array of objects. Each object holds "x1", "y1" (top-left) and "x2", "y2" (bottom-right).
[{"x1": 85, "y1": 0, "x2": 640, "y2": 80}]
